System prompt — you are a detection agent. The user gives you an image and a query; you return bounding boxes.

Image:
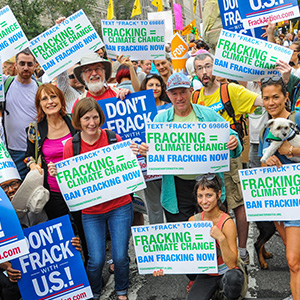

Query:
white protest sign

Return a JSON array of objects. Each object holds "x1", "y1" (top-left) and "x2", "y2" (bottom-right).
[
  {"x1": 146, "y1": 122, "x2": 230, "y2": 175},
  {"x1": 29, "y1": 10, "x2": 104, "y2": 80},
  {"x1": 101, "y1": 20, "x2": 165, "y2": 60},
  {"x1": 132, "y1": 221, "x2": 217, "y2": 274},
  {"x1": 213, "y1": 29, "x2": 292, "y2": 81},
  {"x1": 239, "y1": 163, "x2": 300, "y2": 221},
  {"x1": 0, "y1": 58, "x2": 4, "y2": 101},
  {"x1": 0, "y1": 6, "x2": 29, "y2": 62},
  {"x1": 56, "y1": 140, "x2": 146, "y2": 211},
  {"x1": 148, "y1": 10, "x2": 173, "y2": 43}
]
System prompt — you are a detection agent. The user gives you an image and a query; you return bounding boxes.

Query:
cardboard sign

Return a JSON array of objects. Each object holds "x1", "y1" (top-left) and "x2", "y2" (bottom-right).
[
  {"x1": 171, "y1": 33, "x2": 189, "y2": 73},
  {"x1": 0, "y1": 188, "x2": 28, "y2": 263},
  {"x1": 146, "y1": 122, "x2": 230, "y2": 175},
  {"x1": 0, "y1": 5, "x2": 29, "y2": 62},
  {"x1": 11, "y1": 215, "x2": 93, "y2": 300},
  {"x1": 97, "y1": 90, "x2": 158, "y2": 144},
  {"x1": 213, "y1": 29, "x2": 292, "y2": 81},
  {"x1": 101, "y1": 20, "x2": 165, "y2": 60},
  {"x1": 29, "y1": 10, "x2": 103, "y2": 80},
  {"x1": 239, "y1": 163, "x2": 300, "y2": 221},
  {"x1": 132, "y1": 221, "x2": 218, "y2": 274},
  {"x1": 56, "y1": 140, "x2": 146, "y2": 211}
]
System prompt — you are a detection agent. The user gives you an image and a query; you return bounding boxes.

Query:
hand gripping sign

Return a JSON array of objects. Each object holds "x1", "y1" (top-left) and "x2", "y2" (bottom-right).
[
  {"x1": 11, "y1": 215, "x2": 93, "y2": 300},
  {"x1": 29, "y1": 9, "x2": 104, "y2": 80}
]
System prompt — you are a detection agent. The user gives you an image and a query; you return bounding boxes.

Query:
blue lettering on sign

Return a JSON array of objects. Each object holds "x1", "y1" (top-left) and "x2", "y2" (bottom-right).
[
  {"x1": 210, "y1": 153, "x2": 228, "y2": 161},
  {"x1": 246, "y1": 200, "x2": 262, "y2": 209},
  {"x1": 196, "y1": 253, "x2": 215, "y2": 261},
  {"x1": 8, "y1": 31, "x2": 23, "y2": 44},
  {"x1": 209, "y1": 100, "x2": 224, "y2": 112}
]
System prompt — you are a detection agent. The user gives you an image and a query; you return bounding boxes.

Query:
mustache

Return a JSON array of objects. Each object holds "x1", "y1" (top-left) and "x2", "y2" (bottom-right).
[{"x1": 89, "y1": 75, "x2": 101, "y2": 80}]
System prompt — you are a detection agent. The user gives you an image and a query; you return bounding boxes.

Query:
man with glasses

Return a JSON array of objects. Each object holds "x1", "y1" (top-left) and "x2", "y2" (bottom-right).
[
  {"x1": 192, "y1": 52, "x2": 263, "y2": 264},
  {"x1": 2, "y1": 48, "x2": 39, "y2": 180}
]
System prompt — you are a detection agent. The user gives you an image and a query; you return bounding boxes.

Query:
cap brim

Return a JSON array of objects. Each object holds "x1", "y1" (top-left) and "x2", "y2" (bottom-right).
[{"x1": 167, "y1": 84, "x2": 191, "y2": 91}]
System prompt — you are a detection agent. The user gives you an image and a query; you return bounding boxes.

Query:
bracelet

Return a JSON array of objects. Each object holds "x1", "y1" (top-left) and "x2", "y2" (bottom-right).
[
  {"x1": 287, "y1": 146, "x2": 294, "y2": 158},
  {"x1": 24, "y1": 156, "x2": 36, "y2": 168}
]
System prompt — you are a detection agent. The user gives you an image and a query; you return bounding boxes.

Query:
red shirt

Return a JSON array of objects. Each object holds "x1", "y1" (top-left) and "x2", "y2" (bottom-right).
[
  {"x1": 63, "y1": 129, "x2": 131, "y2": 214},
  {"x1": 72, "y1": 87, "x2": 117, "y2": 112}
]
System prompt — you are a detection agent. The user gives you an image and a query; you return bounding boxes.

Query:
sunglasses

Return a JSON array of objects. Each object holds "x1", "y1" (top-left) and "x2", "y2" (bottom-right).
[
  {"x1": 68, "y1": 74, "x2": 75, "y2": 79},
  {"x1": 146, "y1": 73, "x2": 161, "y2": 79},
  {"x1": 260, "y1": 76, "x2": 283, "y2": 85},
  {"x1": 196, "y1": 174, "x2": 216, "y2": 182}
]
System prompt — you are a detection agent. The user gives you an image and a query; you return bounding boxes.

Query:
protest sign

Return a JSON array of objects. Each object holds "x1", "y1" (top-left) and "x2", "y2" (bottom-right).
[
  {"x1": 29, "y1": 10, "x2": 104, "y2": 80},
  {"x1": 148, "y1": 10, "x2": 173, "y2": 43},
  {"x1": 171, "y1": 33, "x2": 189, "y2": 73},
  {"x1": 97, "y1": 90, "x2": 157, "y2": 144},
  {"x1": 146, "y1": 122, "x2": 230, "y2": 175},
  {"x1": 238, "y1": 0, "x2": 300, "y2": 29},
  {"x1": 101, "y1": 20, "x2": 165, "y2": 60},
  {"x1": 132, "y1": 221, "x2": 217, "y2": 274},
  {"x1": 0, "y1": 5, "x2": 29, "y2": 62},
  {"x1": 11, "y1": 215, "x2": 92, "y2": 300},
  {"x1": 56, "y1": 140, "x2": 146, "y2": 211},
  {"x1": 213, "y1": 29, "x2": 292, "y2": 81},
  {"x1": 239, "y1": 163, "x2": 300, "y2": 221},
  {"x1": 138, "y1": 157, "x2": 161, "y2": 182},
  {"x1": 0, "y1": 187, "x2": 28, "y2": 263},
  {"x1": 0, "y1": 58, "x2": 3, "y2": 102},
  {"x1": 218, "y1": 0, "x2": 266, "y2": 39}
]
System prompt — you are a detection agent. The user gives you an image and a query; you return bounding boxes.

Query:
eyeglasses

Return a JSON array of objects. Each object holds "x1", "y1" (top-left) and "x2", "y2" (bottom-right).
[
  {"x1": 82, "y1": 67, "x2": 105, "y2": 75},
  {"x1": 1, "y1": 180, "x2": 21, "y2": 193},
  {"x1": 195, "y1": 64, "x2": 213, "y2": 72},
  {"x1": 18, "y1": 61, "x2": 34, "y2": 67},
  {"x1": 260, "y1": 76, "x2": 283, "y2": 85},
  {"x1": 69, "y1": 74, "x2": 75, "y2": 79},
  {"x1": 196, "y1": 174, "x2": 216, "y2": 182}
]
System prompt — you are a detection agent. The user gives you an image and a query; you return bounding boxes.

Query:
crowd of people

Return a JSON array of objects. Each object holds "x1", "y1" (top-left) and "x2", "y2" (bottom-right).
[{"x1": 0, "y1": 18, "x2": 299, "y2": 300}]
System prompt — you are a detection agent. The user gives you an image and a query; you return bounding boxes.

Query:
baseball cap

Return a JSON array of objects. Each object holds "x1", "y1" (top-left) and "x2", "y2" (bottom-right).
[{"x1": 167, "y1": 73, "x2": 191, "y2": 91}]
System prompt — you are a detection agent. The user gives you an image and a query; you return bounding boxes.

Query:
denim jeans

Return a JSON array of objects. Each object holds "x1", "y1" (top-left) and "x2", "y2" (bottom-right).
[
  {"x1": 82, "y1": 202, "x2": 133, "y2": 296},
  {"x1": 8, "y1": 149, "x2": 28, "y2": 180}
]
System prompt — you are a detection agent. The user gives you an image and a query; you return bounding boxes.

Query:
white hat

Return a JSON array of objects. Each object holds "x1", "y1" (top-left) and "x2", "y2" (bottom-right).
[
  {"x1": 11, "y1": 170, "x2": 49, "y2": 219},
  {"x1": 0, "y1": 138, "x2": 20, "y2": 184}
]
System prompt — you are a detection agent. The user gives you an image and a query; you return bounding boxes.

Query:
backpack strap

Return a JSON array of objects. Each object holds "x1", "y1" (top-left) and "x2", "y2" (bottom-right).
[
  {"x1": 105, "y1": 129, "x2": 117, "y2": 144},
  {"x1": 191, "y1": 89, "x2": 201, "y2": 104}
]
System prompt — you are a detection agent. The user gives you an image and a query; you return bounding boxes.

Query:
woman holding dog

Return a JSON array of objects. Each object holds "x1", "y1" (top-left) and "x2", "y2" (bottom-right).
[{"x1": 259, "y1": 76, "x2": 300, "y2": 300}]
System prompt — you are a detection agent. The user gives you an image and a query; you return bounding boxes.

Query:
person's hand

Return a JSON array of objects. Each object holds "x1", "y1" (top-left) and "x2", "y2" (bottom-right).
[
  {"x1": 265, "y1": 155, "x2": 283, "y2": 167},
  {"x1": 275, "y1": 60, "x2": 292, "y2": 84},
  {"x1": 261, "y1": 20, "x2": 276, "y2": 40},
  {"x1": 30, "y1": 162, "x2": 43, "y2": 175},
  {"x1": 153, "y1": 269, "x2": 164, "y2": 277},
  {"x1": 48, "y1": 162, "x2": 57, "y2": 177},
  {"x1": 226, "y1": 135, "x2": 239, "y2": 150},
  {"x1": 55, "y1": 17, "x2": 66, "y2": 25},
  {"x1": 278, "y1": 140, "x2": 290, "y2": 155},
  {"x1": 7, "y1": 265, "x2": 21, "y2": 283},
  {"x1": 130, "y1": 141, "x2": 139, "y2": 155},
  {"x1": 116, "y1": 88, "x2": 131, "y2": 100},
  {"x1": 139, "y1": 142, "x2": 149, "y2": 157},
  {"x1": 210, "y1": 225, "x2": 224, "y2": 242},
  {"x1": 116, "y1": 55, "x2": 130, "y2": 64},
  {"x1": 71, "y1": 237, "x2": 82, "y2": 252}
]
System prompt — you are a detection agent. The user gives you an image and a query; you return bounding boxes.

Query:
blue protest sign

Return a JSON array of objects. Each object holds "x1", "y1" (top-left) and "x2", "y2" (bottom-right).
[
  {"x1": 97, "y1": 90, "x2": 158, "y2": 144},
  {"x1": 218, "y1": 0, "x2": 266, "y2": 39},
  {"x1": 11, "y1": 215, "x2": 93, "y2": 300},
  {"x1": 0, "y1": 187, "x2": 28, "y2": 263}
]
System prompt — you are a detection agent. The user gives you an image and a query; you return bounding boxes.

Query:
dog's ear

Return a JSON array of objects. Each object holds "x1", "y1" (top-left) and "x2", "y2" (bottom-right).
[
  {"x1": 265, "y1": 119, "x2": 275, "y2": 128},
  {"x1": 287, "y1": 119, "x2": 297, "y2": 129}
]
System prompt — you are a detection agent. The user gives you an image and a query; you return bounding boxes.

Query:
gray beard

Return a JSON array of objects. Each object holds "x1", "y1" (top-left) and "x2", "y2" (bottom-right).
[{"x1": 84, "y1": 76, "x2": 105, "y2": 94}]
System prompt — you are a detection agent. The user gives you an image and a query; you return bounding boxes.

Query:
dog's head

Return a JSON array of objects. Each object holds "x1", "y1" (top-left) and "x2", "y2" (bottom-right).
[{"x1": 266, "y1": 118, "x2": 296, "y2": 140}]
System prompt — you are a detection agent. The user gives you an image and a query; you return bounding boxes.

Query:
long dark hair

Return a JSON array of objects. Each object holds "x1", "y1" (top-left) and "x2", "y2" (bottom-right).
[{"x1": 140, "y1": 73, "x2": 168, "y2": 102}]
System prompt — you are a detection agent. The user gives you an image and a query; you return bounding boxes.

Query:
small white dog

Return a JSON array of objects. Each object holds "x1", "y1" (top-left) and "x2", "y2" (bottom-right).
[{"x1": 260, "y1": 118, "x2": 300, "y2": 163}]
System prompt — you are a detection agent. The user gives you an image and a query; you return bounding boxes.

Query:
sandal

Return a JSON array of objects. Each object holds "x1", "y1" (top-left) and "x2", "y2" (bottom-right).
[
  {"x1": 116, "y1": 294, "x2": 128, "y2": 300},
  {"x1": 186, "y1": 280, "x2": 195, "y2": 293}
]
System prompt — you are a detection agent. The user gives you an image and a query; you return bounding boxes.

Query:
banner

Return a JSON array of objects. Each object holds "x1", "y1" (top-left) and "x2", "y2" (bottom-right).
[
  {"x1": 97, "y1": 90, "x2": 157, "y2": 144},
  {"x1": 213, "y1": 29, "x2": 292, "y2": 81},
  {"x1": 0, "y1": 5, "x2": 29, "y2": 62},
  {"x1": 173, "y1": 3, "x2": 183, "y2": 31},
  {"x1": 29, "y1": 10, "x2": 104, "y2": 80},
  {"x1": 11, "y1": 215, "x2": 92, "y2": 300},
  {"x1": 238, "y1": 0, "x2": 300, "y2": 29},
  {"x1": 239, "y1": 164, "x2": 300, "y2": 221},
  {"x1": 101, "y1": 20, "x2": 165, "y2": 60},
  {"x1": 171, "y1": 33, "x2": 189, "y2": 73},
  {"x1": 146, "y1": 122, "x2": 230, "y2": 175},
  {"x1": 0, "y1": 188, "x2": 28, "y2": 263},
  {"x1": 132, "y1": 221, "x2": 217, "y2": 274},
  {"x1": 56, "y1": 140, "x2": 146, "y2": 211}
]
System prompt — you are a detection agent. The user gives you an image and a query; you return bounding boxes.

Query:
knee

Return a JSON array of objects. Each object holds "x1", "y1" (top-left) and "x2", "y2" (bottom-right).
[
  {"x1": 287, "y1": 253, "x2": 300, "y2": 274},
  {"x1": 222, "y1": 269, "x2": 244, "y2": 300}
]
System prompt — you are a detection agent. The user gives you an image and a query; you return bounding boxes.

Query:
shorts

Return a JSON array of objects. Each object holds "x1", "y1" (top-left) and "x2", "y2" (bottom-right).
[
  {"x1": 224, "y1": 156, "x2": 244, "y2": 210},
  {"x1": 283, "y1": 220, "x2": 300, "y2": 227}
]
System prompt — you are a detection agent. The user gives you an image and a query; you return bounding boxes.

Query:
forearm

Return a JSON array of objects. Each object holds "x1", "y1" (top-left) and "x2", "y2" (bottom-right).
[
  {"x1": 129, "y1": 65, "x2": 140, "y2": 92},
  {"x1": 218, "y1": 237, "x2": 238, "y2": 269}
]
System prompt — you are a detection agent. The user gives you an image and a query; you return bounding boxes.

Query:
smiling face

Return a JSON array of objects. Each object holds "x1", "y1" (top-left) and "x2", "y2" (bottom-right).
[
  {"x1": 82, "y1": 63, "x2": 106, "y2": 94},
  {"x1": 40, "y1": 90, "x2": 62, "y2": 117},
  {"x1": 140, "y1": 60, "x2": 152, "y2": 74},
  {"x1": 167, "y1": 87, "x2": 193, "y2": 117},
  {"x1": 0, "y1": 179, "x2": 22, "y2": 201},
  {"x1": 80, "y1": 109, "x2": 101, "y2": 137},
  {"x1": 146, "y1": 78, "x2": 162, "y2": 100},
  {"x1": 154, "y1": 59, "x2": 172, "y2": 77},
  {"x1": 197, "y1": 186, "x2": 221, "y2": 213}
]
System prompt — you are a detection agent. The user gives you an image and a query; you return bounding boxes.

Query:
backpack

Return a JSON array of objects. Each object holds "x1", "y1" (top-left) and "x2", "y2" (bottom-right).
[
  {"x1": 192, "y1": 83, "x2": 247, "y2": 145},
  {"x1": 72, "y1": 129, "x2": 117, "y2": 156}
]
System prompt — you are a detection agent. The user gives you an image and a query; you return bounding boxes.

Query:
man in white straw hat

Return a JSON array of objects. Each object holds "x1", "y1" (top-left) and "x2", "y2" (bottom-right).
[{"x1": 71, "y1": 52, "x2": 131, "y2": 111}]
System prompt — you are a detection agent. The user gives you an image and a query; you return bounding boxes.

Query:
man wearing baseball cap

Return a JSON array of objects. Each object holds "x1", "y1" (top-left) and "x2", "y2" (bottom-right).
[
  {"x1": 139, "y1": 72, "x2": 242, "y2": 222},
  {"x1": 71, "y1": 52, "x2": 130, "y2": 111}
]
